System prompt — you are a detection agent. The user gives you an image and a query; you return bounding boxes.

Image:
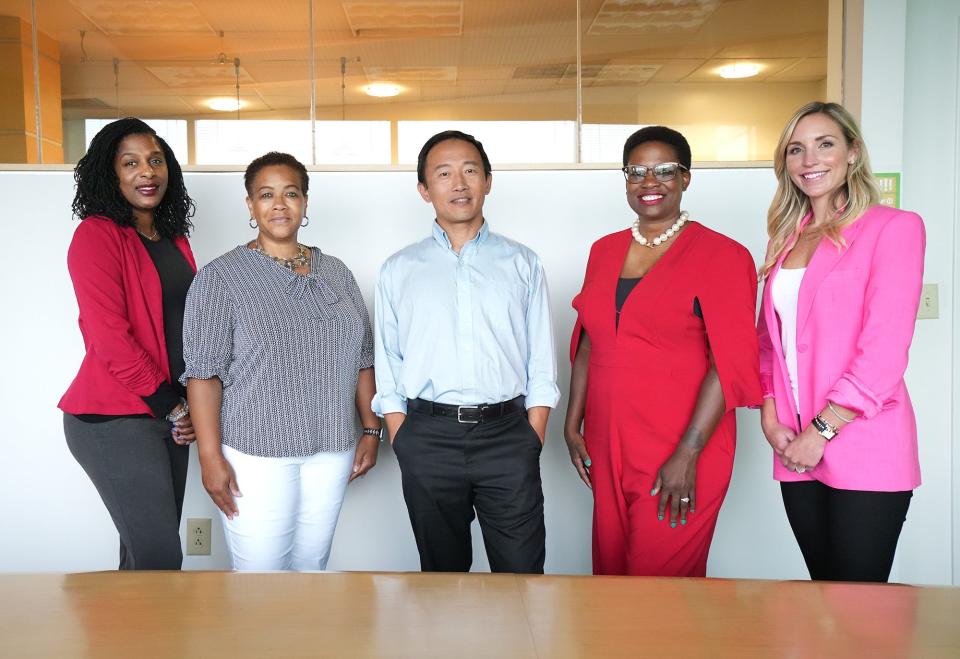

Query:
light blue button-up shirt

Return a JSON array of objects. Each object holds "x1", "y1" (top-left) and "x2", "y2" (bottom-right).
[{"x1": 372, "y1": 221, "x2": 560, "y2": 415}]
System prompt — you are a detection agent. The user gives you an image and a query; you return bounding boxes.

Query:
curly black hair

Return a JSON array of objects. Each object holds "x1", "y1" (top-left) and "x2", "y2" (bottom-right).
[
  {"x1": 622, "y1": 125, "x2": 692, "y2": 169},
  {"x1": 244, "y1": 152, "x2": 309, "y2": 196},
  {"x1": 72, "y1": 117, "x2": 195, "y2": 238}
]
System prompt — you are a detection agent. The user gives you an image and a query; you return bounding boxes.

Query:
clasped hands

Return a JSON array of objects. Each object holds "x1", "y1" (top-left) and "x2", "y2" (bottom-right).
[{"x1": 762, "y1": 419, "x2": 825, "y2": 474}]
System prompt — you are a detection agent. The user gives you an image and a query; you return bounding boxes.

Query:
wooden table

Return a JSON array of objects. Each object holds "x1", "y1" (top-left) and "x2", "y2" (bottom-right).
[{"x1": 1, "y1": 572, "x2": 957, "y2": 658}]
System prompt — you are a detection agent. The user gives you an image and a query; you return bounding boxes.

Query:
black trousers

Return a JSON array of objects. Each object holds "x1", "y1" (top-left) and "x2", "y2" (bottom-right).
[
  {"x1": 393, "y1": 407, "x2": 545, "y2": 574},
  {"x1": 64, "y1": 414, "x2": 188, "y2": 570},
  {"x1": 781, "y1": 480, "x2": 912, "y2": 582}
]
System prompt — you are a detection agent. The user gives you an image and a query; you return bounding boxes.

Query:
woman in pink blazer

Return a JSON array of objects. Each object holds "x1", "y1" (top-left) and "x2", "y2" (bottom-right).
[{"x1": 757, "y1": 102, "x2": 924, "y2": 582}]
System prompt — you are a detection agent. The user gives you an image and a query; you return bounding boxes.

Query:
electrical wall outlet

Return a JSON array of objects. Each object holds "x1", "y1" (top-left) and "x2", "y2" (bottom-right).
[
  {"x1": 186, "y1": 518, "x2": 212, "y2": 556},
  {"x1": 917, "y1": 283, "x2": 939, "y2": 320}
]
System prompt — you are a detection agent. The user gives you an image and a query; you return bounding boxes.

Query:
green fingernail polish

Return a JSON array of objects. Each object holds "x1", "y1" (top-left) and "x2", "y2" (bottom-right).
[
  {"x1": 585, "y1": 459, "x2": 592, "y2": 467},
  {"x1": 650, "y1": 489, "x2": 657, "y2": 496},
  {"x1": 671, "y1": 522, "x2": 677, "y2": 528},
  {"x1": 658, "y1": 515, "x2": 663, "y2": 521},
  {"x1": 681, "y1": 519, "x2": 687, "y2": 526}
]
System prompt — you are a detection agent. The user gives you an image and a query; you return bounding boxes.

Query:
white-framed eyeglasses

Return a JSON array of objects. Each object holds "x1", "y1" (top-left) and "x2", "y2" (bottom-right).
[{"x1": 621, "y1": 162, "x2": 689, "y2": 183}]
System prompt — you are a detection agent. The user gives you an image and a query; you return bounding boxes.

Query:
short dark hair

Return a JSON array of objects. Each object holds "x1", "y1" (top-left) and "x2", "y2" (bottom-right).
[
  {"x1": 416, "y1": 130, "x2": 492, "y2": 186},
  {"x1": 72, "y1": 117, "x2": 194, "y2": 237},
  {"x1": 244, "y1": 152, "x2": 309, "y2": 196},
  {"x1": 622, "y1": 126, "x2": 692, "y2": 169}
]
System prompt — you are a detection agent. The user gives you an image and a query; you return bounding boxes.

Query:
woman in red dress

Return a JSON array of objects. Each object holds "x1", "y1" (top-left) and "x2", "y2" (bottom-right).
[{"x1": 564, "y1": 126, "x2": 762, "y2": 576}]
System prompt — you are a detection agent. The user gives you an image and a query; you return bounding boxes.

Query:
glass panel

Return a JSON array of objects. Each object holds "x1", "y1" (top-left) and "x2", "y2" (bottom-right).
[
  {"x1": 56, "y1": 0, "x2": 313, "y2": 165},
  {"x1": 579, "y1": 0, "x2": 830, "y2": 162},
  {"x1": 85, "y1": 119, "x2": 188, "y2": 158},
  {"x1": 50, "y1": 1, "x2": 582, "y2": 165},
  {"x1": 315, "y1": 121, "x2": 391, "y2": 165},
  {"x1": 195, "y1": 120, "x2": 312, "y2": 165},
  {"x1": 4, "y1": 0, "x2": 834, "y2": 165},
  {"x1": 398, "y1": 121, "x2": 576, "y2": 165}
]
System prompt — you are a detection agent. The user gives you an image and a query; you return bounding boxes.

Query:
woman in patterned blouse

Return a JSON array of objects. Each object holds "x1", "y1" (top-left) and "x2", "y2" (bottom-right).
[{"x1": 182, "y1": 152, "x2": 381, "y2": 571}]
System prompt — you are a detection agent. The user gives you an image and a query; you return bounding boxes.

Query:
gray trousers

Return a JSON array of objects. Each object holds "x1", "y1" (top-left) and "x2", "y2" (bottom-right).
[{"x1": 64, "y1": 413, "x2": 188, "y2": 570}]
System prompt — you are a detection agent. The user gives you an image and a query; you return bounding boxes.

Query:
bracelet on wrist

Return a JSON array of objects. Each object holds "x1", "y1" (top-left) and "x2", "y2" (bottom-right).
[
  {"x1": 362, "y1": 427, "x2": 383, "y2": 441},
  {"x1": 166, "y1": 398, "x2": 189, "y2": 423},
  {"x1": 827, "y1": 401, "x2": 854, "y2": 424}
]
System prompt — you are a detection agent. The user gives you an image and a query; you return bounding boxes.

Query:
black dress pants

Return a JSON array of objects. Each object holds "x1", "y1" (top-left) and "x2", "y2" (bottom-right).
[
  {"x1": 392, "y1": 407, "x2": 545, "y2": 574},
  {"x1": 64, "y1": 414, "x2": 188, "y2": 570},
  {"x1": 781, "y1": 480, "x2": 912, "y2": 582}
]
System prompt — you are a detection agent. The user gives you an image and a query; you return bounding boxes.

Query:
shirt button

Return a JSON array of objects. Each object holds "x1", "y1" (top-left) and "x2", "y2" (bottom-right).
[{"x1": 797, "y1": 344, "x2": 808, "y2": 353}]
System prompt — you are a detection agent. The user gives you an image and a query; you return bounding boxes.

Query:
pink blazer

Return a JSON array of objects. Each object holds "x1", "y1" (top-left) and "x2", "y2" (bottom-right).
[{"x1": 757, "y1": 204, "x2": 924, "y2": 491}]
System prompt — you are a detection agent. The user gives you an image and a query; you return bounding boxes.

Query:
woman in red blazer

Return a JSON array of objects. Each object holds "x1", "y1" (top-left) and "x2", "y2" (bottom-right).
[
  {"x1": 757, "y1": 102, "x2": 924, "y2": 582},
  {"x1": 59, "y1": 118, "x2": 198, "y2": 570}
]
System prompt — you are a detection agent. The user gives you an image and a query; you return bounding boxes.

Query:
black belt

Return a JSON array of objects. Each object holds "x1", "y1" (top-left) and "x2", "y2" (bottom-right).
[{"x1": 407, "y1": 396, "x2": 525, "y2": 424}]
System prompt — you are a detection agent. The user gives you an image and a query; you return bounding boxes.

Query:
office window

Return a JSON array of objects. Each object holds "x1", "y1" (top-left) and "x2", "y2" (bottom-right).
[{"x1": 7, "y1": 1, "x2": 829, "y2": 165}]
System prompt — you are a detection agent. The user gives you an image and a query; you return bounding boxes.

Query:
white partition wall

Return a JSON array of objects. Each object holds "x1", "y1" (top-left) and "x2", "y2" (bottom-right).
[{"x1": 0, "y1": 163, "x2": 953, "y2": 584}]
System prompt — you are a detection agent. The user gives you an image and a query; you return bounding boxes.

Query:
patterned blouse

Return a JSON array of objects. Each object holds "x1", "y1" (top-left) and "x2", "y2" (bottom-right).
[{"x1": 182, "y1": 245, "x2": 374, "y2": 457}]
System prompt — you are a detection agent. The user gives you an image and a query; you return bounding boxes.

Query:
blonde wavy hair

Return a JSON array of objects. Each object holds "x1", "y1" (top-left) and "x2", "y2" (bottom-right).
[{"x1": 759, "y1": 101, "x2": 880, "y2": 279}]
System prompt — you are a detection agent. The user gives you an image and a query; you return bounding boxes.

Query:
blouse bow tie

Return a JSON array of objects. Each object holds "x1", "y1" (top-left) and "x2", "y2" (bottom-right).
[{"x1": 285, "y1": 272, "x2": 339, "y2": 319}]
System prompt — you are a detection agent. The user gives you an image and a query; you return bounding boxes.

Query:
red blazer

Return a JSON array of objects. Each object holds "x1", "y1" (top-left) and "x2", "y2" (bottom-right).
[
  {"x1": 757, "y1": 205, "x2": 924, "y2": 491},
  {"x1": 59, "y1": 216, "x2": 197, "y2": 416}
]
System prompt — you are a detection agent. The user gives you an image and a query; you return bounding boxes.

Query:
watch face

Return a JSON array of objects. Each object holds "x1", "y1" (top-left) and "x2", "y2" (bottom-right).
[{"x1": 813, "y1": 415, "x2": 836, "y2": 440}]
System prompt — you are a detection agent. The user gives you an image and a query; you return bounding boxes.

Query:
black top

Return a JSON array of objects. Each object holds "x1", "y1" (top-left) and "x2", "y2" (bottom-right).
[
  {"x1": 615, "y1": 277, "x2": 703, "y2": 329},
  {"x1": 75, "y1": 236, "x2": 193, "y2": 423},
  {"x1": 140, "y1": 235, "x2": 195, "y2": 407}
]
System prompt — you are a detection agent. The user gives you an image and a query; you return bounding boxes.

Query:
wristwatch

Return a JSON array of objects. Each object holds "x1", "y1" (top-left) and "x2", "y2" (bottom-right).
[{"x1": 811, "y1": 414, "x2": 838, "y2": 441}]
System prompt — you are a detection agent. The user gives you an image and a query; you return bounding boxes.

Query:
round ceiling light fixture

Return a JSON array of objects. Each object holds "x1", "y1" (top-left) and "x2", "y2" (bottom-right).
[
  {"x1": 207, "y1": 97, "x2": 245, "y2": 112},
  {"x1": 364, "y1": 83, "x2": 402, "y2": 98},
  {"x1": 717, "y1": 63, "x2": 762, "y2": 79}
]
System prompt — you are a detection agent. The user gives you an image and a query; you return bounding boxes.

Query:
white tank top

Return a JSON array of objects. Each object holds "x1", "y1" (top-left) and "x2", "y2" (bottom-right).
[{"x1": 771, "y1": 267, "x2": 806, "y2": 411}]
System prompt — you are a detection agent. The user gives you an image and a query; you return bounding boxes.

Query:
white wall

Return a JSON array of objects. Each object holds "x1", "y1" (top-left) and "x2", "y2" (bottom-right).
[
  {"x1": 857, "y1": 0, "x2": 959, "y2": 586},
  {"x1": 897, "y1": 0, "x2": 960, "y2": 585},
  {"x1": 0, "y1": 160, "x2": 953, "y2": 584}
]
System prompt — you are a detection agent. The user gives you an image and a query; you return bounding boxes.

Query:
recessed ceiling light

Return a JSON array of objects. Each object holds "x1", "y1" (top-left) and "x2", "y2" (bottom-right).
[
  {"x1": 717, "y1": 63, "x2": 761, "y2": 79},
  {"x1": 364, "y1": 83, "x2": 402, "y2": 98},
  {"x1": 207, "y1": 97, "x2": 245, "y2": 111}
]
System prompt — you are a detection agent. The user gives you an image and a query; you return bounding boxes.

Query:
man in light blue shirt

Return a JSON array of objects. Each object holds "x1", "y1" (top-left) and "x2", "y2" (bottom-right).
[{"x1": 373, "y1": 130, "x2": 560, "y2": 573}]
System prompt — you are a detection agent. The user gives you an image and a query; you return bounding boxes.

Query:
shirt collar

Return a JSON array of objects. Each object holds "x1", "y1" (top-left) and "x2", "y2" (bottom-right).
[{"x1": 431, "y1": 220, "x2": 490, "y2": 253}]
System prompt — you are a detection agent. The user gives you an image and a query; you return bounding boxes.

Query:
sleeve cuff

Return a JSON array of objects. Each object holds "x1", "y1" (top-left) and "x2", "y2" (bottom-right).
[
  {"x1": 142, "y1": 383, "x2": 181, "y2": 418},
  {"x1": 358, "y1": 351, "x2": 375, "y2": 370},
  {"x1": 827, "y1": 375, "x2": 882, "y2": 419},
  {"x1": 760, "y1": 372, "x2": 775, "y2": 399},
  {"x1": 180, "y1": 363, "x2": 231, "y2": 388},
  {"x1": 525, "y1": 385, "x2": 561, "y2": 410},
  {"x1": 372, "y1": 393, "x2": 408, "y2": 416}
]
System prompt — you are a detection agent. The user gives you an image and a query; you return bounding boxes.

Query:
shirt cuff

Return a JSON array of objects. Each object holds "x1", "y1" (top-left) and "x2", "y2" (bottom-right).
[
  {"x1": 372, "y1": 392, "x2": 408, "y2": 416},
  {"x1": 142, "y1": 383, "x2": 181, "y2": 419},
  {"x1": 525, "y1": 384, "x2": 560, "y2": 410}
]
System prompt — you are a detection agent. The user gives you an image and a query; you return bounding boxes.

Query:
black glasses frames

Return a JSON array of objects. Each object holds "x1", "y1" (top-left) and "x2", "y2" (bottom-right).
[{"x1": 621, "y1": 162, "x2": 689, "y2": 183}]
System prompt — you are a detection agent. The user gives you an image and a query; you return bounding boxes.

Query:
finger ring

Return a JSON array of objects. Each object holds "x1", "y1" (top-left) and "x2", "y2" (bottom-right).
[
  {"x1": 796, "y1": 467, "x2": 806, "y2": 473},
  {"x1": 680, "y1": 497, "x2": 690, "y2": 503}
]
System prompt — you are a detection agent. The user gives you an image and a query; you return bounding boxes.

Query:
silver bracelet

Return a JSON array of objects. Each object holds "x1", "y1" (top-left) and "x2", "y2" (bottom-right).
[
  {"x1": 166, "y1": 398, "x2": 189, "y2": 423},
  {"x1": 362, "y1": 427, "x2": 383, "y2": 441},
  {"x1": 827, "y1": 401, "x2": 854, "y2": 424}
]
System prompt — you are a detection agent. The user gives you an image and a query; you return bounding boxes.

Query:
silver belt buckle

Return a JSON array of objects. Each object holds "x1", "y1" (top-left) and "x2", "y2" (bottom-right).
[{"x1": 457, "y1": 405, "x2": 480, "y2": 424}]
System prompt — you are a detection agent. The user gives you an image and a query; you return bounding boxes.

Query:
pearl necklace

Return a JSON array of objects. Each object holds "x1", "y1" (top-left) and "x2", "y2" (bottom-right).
[
  {"x1": 631, "y1": 211, "x2": 689, "y2": 249},
  {"x1": 255, "y1": 240, "x2": 309, "y2": 271}
]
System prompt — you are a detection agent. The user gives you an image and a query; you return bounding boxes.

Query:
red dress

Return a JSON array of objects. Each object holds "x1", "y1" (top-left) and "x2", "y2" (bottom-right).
[{"x1": 571, "y1": 222, "x2": 762, "y2": 576}]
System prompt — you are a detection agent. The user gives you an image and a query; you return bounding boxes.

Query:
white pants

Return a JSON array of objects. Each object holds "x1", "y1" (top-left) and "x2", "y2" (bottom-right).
[{"x1": 221, "y1": 444, "x2": 354, "y2": 571}]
